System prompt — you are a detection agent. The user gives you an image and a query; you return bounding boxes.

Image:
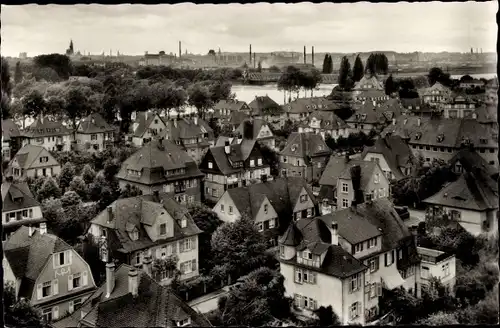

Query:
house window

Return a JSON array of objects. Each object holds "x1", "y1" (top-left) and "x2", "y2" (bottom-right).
[
  {"x1": 72, "y1": 272, "x2": 82, "y2": 289},
  {"x1": 341, "y1": 183, "x2": 349, "y2": 193},
  {"x1": 136, "y1": 252, "x2": 142, "y2": 264},
  {"x1": 257, "y1": 222, "x2": 264, "y2": 232},
  {"x1": 354, "y1": 243, "x2": 364, "y2": 253},
  {"x1": 269, "y1": 218, "x2": 275, "y2": 228},
  {"x1": 42, "y1": 308, "x2": 53, "y2": 322},
  {"x1": 39, "y1": 156, "x2": 49, "y2": 163},
  {"x1": 220, "y1": 204, "x2": 224, "y2": 212},
  {"x1": 58, "y1": 252, "x2": 67, "y2": 266},
  {"x1": 369, "y1": 258, "x2": 378, "y2": 272},
  {"x1": 350, "y1": 274, "x2": 359, "y2": 292},
  {"x1": 300, "y1": 195, "x2": 308, "y2": 202},
  {"x1": 350, "y1": 302, "x2": 359, "y2": 320},
  {"x1": 306, "y1": 208, "x2": 313, "y2": 217},
  {"x1": 370, "y1": 283, "x2": 377, "y2": 298},
  {"x1": 368, "y1": 238, "x2": 377, "y2": 248},
  {"x1": 208, "y1": 161, "x2": 213, "y2": 169},
  {"x1": 250, "y1": 159, "x2": 255, "y2": 167},
  {"x1": 264, "y1": 204, "x2": 269, "y2": 214},
  {"x1": 442, "y1": 263, "x2": 450, "y2": 277},
  {"x1": 421, "y1": 266, "x2": 430, "y2": 279},
  {"x1": 159, "y1": 223, "x2": 167, "y2": 235},
  {"x1": 42, "y1": 281, "x2": 52, "y2": 297},
  {"x1": 130, "y1": 230, "x2": 139, "y2": 241},
  {"x1": 280, "y1": 245, "x2": 285, "y2": 257},
  {"x1": 176, "y1": 318, "x2": 191, "y2": 327},
  {"x1": 295, "y1": 268, "x2": 303, "y2": 283},
  {"x1": 91, "y1": 134, "x2": 98, "y2": 140},
  {"x1": 379, "y1": 188, "x2": 385, "y2": 198},
  {"x1": 374, "y1": 173, "x2": 380, "y2": 184},
  {"x1": 385, "y1": 251, "x2": 395, "y2": 266},
  {"x1": 229, "y1": 206, "x2": 233, "y2": 214},
  {"x1": 258, "y1": 158, "x2": 262, "y2": 166},
  {"x1": 342, "y1": 199, "x2": 349, "y2": 208}
]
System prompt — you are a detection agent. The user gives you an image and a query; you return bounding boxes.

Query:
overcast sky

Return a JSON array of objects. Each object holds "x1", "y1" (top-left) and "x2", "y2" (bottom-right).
[{"x1": 1, "y1": 2, "x2": 497, "y2": 57}]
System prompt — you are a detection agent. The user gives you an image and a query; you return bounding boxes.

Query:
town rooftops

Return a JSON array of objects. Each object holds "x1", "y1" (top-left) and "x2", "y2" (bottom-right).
[
  {"x1": 308, "y1": 110, "x2": 348, "y2": 130},
  {"x1": 280, "y1": 132, "x2": 332, "y2": 160},
  {"x1": 464, "y1": 104, "x2": 497, "y2": 124},
  {"x1": 319, "y1": 155, "x2": 378, "y2": 188},
  {"x1": 22, "y1": 116, "x2": 72, "y2": 138},
  {"x1": 235, "y1": 119, "x2": 272, "y2": 140},
  {"x1": 347, "y1": 101, "x2": 390, "y2": 124},
  {"x1": 57, "y1": 264, "x2": 211, "y2": 328},
  {"x1": 3, "y1": 226, "x2": 74, "y2": 299},
  {"x1": 423, "y1": 172, "x2": 498, "y2": 211},
  {"x1": 161, "y1": 117, "x2": 213, "y2": 142},
  {"x1": 116, "y1": 139, "x2": 203, "y2": 185},
  {"x1": 248, "y1": 95, "x2": 282, "y2": 116},
  {"x1": 204, "y1": 138, "x2": 260, "y2": 175},
  {"x1": 2, "y1": 119, "x2": 21, "y2": 141},
  {"x1": 283, "y1": 97, "x2": 335, "y2": 114},
  {"x1": 353, "y1": 75, "x2": 384, "y2": 91},
  {"x1": 228, "y1": 111, "x2": 250, "y2": 126},
  {"x1": 77, "y1": 113, "x2": 115, "y2": 134},
  {"x1": 10, "y1": 144, "x2": 60, "y2": 169},
  {"x1": 90, "y1": 193, "x2": 202, "y2": 254},
  {"x1": 1, "y1": 180, "x2": 40, "y2": 213},
  {"x1": 280, "y1": 218, "x2": 367, "y2": 278},
  {"x1": 213, "y1": 99, "x2": 249, "y2": 112},
  {"x1": 449, "y1": 148, "x2": 498, "y2": 178},
  {"x1": 361, "y1": 135, "x2": 414, "y2": 180},
  {"x1": 129, "y1": 111, "x2": 164, "y2": 138}
]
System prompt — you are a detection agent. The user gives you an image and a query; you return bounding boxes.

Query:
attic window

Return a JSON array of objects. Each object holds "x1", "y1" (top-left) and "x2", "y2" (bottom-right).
[
  {"x1": 176, "y1": 317, "x2": 191, "y2": 327},
  {"x1": 414, "y1": 133, "x2": 422, "y2": 140},
  {"x1": 480, "y1": 138, "x2": 488, "y2": 144},
  {"x1": 361, "y1": 114, "x2": 367, "y2": 120},
  {"x1": 180, "y1": 217, "x2": 187, "y2": 228},
  {"x1": 129, "y1": 229, "x2": 139, "y2": 241},
  {"x1": 291, "y1": 144, "x2": 298, "y2": 152},
  {"x1": 436, "y1": 134, "x2": 445, "y2": 143}
]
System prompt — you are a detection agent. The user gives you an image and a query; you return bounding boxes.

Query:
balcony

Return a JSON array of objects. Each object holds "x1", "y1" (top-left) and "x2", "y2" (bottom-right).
[{"x1": 296, "y1": 257, "x2": 320, "y2": 268}]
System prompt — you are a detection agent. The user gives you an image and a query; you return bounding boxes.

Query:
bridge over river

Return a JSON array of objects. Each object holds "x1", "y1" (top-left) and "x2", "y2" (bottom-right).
[{"x1": 245, "y1": 72, "x2": 338, "y2": 84}]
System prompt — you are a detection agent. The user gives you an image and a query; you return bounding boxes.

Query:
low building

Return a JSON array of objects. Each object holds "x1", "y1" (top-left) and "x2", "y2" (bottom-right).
[
  {"x1": 353, "y1": 75, "x2": 384, "y2": 93},
  {"x1": 21, "y1": 116, "x2": 73, "y2": 152},
  {"x1": 417, "y1": 247, "x2": 456, "y2": 295},
  {"x1": 281, "y1": 97, "x2": 335, "y2": 125},
  {"x1": 442, "y1": 95, "x2": 476, "y2": 119},
  {"x1": 116, "y1": 139, "x2": 203, "y2": 202},
  {"x1": 3, "y1": 225, "x2": 97, "y2": 323},
  {"x1": 127, "y1": 111, "x2": 166, "y2": 148},
  {"x1": 235, "y1": 119, "x2": 276, "y2": 150},
  {"x1": 353, "y1": 90, "x2": 389, "y2": 104},
  {"x1": 280, "y1": 130, "x2": 332, "y2": 183},
  {"x1": 248, "y1": 95, "x2": 282, "y2": 125},
  {"x1": 319, "y1": 155, "x2": 390, "y2": 212},
  {"x1": 419, "y1": 82, "x2": 452, "y2": 109},
  {"x1": 76, "y1": 113, "x2": 115, "y2": 153},
  {"x1": 2, "y1": 119, "x2": 22, "y2": 162},
  {"x1": 54, "y1": 263, "x2": 211, "y2": 328},
  {"x1": 422, "y1": 171, "x2": 498, "y2": 236},
  {"x1": 87, "y1": 192, "x2": 202, "y2": 283},
  {"x1": 8, "y1": 144, "x2": 61, "y2": 178},
  {"x1": 464, "y1": 104, "x2": 497, "y2": 128},
  {"x1": 2, "y1": 179, "x2": 45, "y2": 240},
  {"x1": 213, "y1": 177, "x2": 318, "y2": 243},
  {"x1": 212, "y1": 99, "x2": 251, "y2": 124},
  {"x1": 361, "y1": 135, "x2": 415, "y2": 181},
  {"x1": 303, "y1": 110, "x2": 348, "y2": 141},
  {"x1": 199, "y1": 136, "x2": 270, "y2": 203},
  {"x1": 161, "y1": 117, "x2": 214, "y2": 164}
]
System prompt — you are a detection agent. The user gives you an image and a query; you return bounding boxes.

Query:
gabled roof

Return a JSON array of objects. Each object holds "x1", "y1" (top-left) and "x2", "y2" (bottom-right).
[
  {"x1": 204, "y1": 138, "x2": 259, "y2": 175},
  {"x1": 2, "y1": 119, "x2": 21, "y2": 141},
  {"x1": 77, "y1": 113, "x2": 115, "y2": 134},
  {"x1": 464, "y1": 105, "x2": 497, "y2": 124},
  {"x1": 10, "y1": 144, "x2": 60, "y2": 169},
  {"x1": 129, "y1": 112, "x2": 165, "y2": 138},
  {"x1": 61, "y1": 264, "x2": 211, "y2": 328},
  {"x1": 4, "y1": 227, "x2": 73, "y2": 298},
  {"x1": 162, "y1": 118, "x2": 213, "y2": 142},
  {"x1": 1, "y1": 181, "x2": 40, "y2": 212},
  {"x1": 381, "y1": 116, "x2": 431, "y2": 140},
  {"x1": 283, "y1": 97, "x2": 336, "y2": 114},
  {"x1": 248, "y1": 95, "x2": 282, "y2": 116},
  {"x1": 361, "y1": 135, "x2": 413, "y2": 180},
  {"x1": 235, "y1": 119, "x2": 272, "y2": 140},
  {"x1": 319, "y1": 211, "x2": 382, "y2": 244},
  {"x1": 319, "y1": 156, "x2": 379, "y2": 189},
  {"x1": 280, "y1": 132, "x2": 332, "y2": 161},
  {"x1": 213, "y1": 99, "x2": 249, "y2": 112},
  {"x1": 449, "y1": 148, "x2": 498, "y2": 178},
  {"x1": 307, "y1": 111, "x2": 347, "y2": 130},
  {"x1": 22, "y1": 116, "x2": 72, "y2": 138},
  {"x1": 280, "y1": 218, "x2": 367, "y2": 278},
  {"x1": 226, "y1": 177, "x2": 317, "y2": 227},
  {"x1": 116, "y1": 140, "x2": 203, "y2": 185},
  {"x1": 90, "y1": 193, "x2": 202, "y2": 254},
  {"x1": 423, "y1": 172, "x2": 498, "y2": 211},
  {"x1": 421, "y1": 82, "x2": 451, "y2": 95},
  {"x1": 353, "y1": 75, "x2": 384, "y2": 91},
  {"x1": 355, "y1": 89, "x2": 387, "y2": 99},
  {"x1": 228, "y1": 111, "x2": 250, "y2": 126},
  {"x1": 346, "y1": 101, "x2": 390, "y2": 124}
]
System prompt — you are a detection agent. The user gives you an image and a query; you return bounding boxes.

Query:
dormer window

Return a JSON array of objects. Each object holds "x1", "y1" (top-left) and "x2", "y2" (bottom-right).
[
  {"x1": 264, "y1": 204, "x2": 268, "y2": 214},
  {"x1": 361, "y1": 114, "x2": 367, "y2": 120},
  {"x1": 300, "y1": 195, "x2": 308, "y2": 203},
  {"x1": 480, "y1": 138, "x2": 488, "y2": 144},
  {"x1": 159, "y1": 223, "x2": 167, "y2": 236},
  {"x1": 436, "y1": 134, "x2": 445, "y2": 143},
  {"x1": 414, "y1": 133, "x2": 422, "y2": 140},
  {"x1": 39, "y1": 156, "x2": 49, "y2": 163},
  {"x1": 176, "y1": 318, "x2": 191, "y2": 327},
  {"x1": 303, "y1": 250, "x2": 313, "y2": 260},
  {"x1": 180, "y1": 217, "x2": 187, "y2": 228},
  {"x1": 208, "y1": 161, "x2": 213, "y2": 169},
  {"x1": 130, "y1": 229, "x2": 139, "y2": 241}
]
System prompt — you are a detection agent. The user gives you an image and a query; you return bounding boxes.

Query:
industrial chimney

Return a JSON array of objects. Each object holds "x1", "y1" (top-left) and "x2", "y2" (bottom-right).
[
  {"x1": 312, "y1": 46, "x2": 315, "y2": 66},
  {"x1": 179, "y1": 41, "x2": 182, "y2": 59},
  {"x1": 303, "y1": 45, "x2": 306, "y2": 64},
  {"x1": 253, "y1": 53, "x2": 256, "y2": 68},
  {"x1": 249, "y1": 44, "x2": 252, "y2": 66}
]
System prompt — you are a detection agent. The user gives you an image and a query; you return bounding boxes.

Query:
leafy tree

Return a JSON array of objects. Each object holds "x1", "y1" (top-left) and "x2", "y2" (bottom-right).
[
  {"x1": 365, "y1": 53, "x2": 389, "y2": 75},
  {"x1": 427, "y1": 67, "x2": 452, "y2": 87},
  {"x1": 37, "y1": 177, "x2": 62, "y2": 202},
  {"x1": 398, "y1": 78, "x2": 420, "y2": 98},
  {"x1": 103, "y1": 158, "x2": 120, "y2": 182},
  {"x1": 1, "y1": 57, "x2": 12, "y2": 119},
  {"x1": 14, "y1": 61, "x2": 23, "y2": 84},
  {"x1": 311, "y1": 305, "x2": 341, "y2": 326},
  {"x1": 352, "y1": 55, "x2": 364, "y2": 82},
  {"x1": 34, "y1": 66, "x2": 61, "y2": 82},
  {"x1": 259, "y1": 144, "x2": 280, "y2": 177},
  {"x1": 208, "y1": 49, "x2": 216, "y2": 56},
  {"x1": 33, "y1": 53, "x2": 72, "y2": 80},
  {"x1": 60, "y1": 190, "x2": 82, "y2": 208},
  {"x1": 59, "y1": 162, "x2": 76, "y2": 192},
  {"x1": 277, "y1": 66, "x2": 303, "y2": 101},
  {"x1": 69, "y1": 176, "x2": 88, "y2": 200},
  {"x1": 22, "y1": 89, "x2": 47, "y2": 118},
  {"x1": 210, "y1": 216, "x2": 276, "y2": 283},
  {"x1": 301, "y1": 68, "x2": 322, "y2": 97},
  {"x1": 322, "y1": 54, "x2": 333, "y2": 74},
  {"x1": 80, "y1": 235, "x2": 106, "y2": 285},
  {"x1": 188, "y1": 203, "x2": 223, "y2": 275},
  {"x1": 269, "y1": 65, "x2": 281, "y2": 73},
  {"x1": 338, "y1": 56, "x2": 353, "y2": 91},
  {"x1": 64, "y1": 86, "x2": 93, "y2": 139},
  {"x1": 216, "y1": 267, "x2": 292, "y2": 326},
  {"x1": 119, "y1": 183, "x2": 143, "y2": 198},
  {"x1": 3, "y1": 282, "x2": 45, "y2": 328},
  {"x1": 418, "y1": 311, "x2": 459, "y2": 325},
  {"x1": 385, "y1": 74, "x2": 397, "y2": 95},
  {"x1": 188, "y1": 82, "x2": 212, "y2": 119},
  {"x1": 81, "y1": 163, "x2": 96, "y2": 184}
]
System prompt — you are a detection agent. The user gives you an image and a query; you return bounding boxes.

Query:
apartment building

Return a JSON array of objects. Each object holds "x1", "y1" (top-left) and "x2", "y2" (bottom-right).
[
  {"x1": 419, "y1": 82, "x2": 451, "y2": 108},
  {"x1": 442, "y1": 95, "x2": 476, "y2": 119}
]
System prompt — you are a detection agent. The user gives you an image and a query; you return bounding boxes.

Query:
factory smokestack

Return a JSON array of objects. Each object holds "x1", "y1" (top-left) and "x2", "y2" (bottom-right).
[
  {"x1": 304, "y1": 45, "x2": 306, "y2": 64},
  {"x1": 249, "y1": 44, "x2": 252, "y2": 66},
  {"x1": 179, "y1": 41, "x2": 182, "y2": 59},
  {"x1": 312, "y1": 46, "x2": 315, "y2": 66},
  {"x1": 253, "y1": 53, "x2": 256, "y2": 68}
]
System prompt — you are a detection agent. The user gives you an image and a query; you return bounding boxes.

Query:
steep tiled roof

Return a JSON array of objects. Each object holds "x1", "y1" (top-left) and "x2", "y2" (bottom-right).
[
  {"x1": 307, "y1": 111, "x2": 347, "y2": 130},
  {"x1": 116, "y1": 140, "x2": 203, "y2": 185},
  {"x1": 228, "y1": 111, "x2": 250, "y2": 126},
  {"x1": 248, "y1": 95, "x2": 282, "y2": 116},
  {"x1": 464, "y1": 105, "x2": 497, "y2": 124},
  {"x1": 235, "y1": 119, "x2": 273, "y2": 140},
  {"x1": 77, "y1": 113, "x2": 115, "y2": 134},
  {"x1": 355, "y1": 89, "x2": 387, "y2": 99},
  {"x1": 424, "y1": 172, "x2": 498, "y2": 211},
  {"x1": 319, "y1": 211, "x2": 382, "y2": 244},
  {"x1": 68, "y1": 264, "x2": 211, "y2": 328},
  {"x1": 361, "y1": 135, "x2": 414, "y2": 180},
  {"x1": 226, "y1": 177, "x2": 317, "y2": 230},
  {"x1": 2, "y1": 119, "x2": 21, "y2": 141},
  {"x1": 346, "y1": 101, "x2": 390, "y2": 124},
  {"x1": 214, "y1": 99, "x2": 249, "y2": 112},
  {"x1": 162, "y1": 118, "x2": 213, "y2": 143},
  {"x1": 1, "y1": 181, "x2": 40, "y2": 212},
  {"x1": 129, "y1": 112, "x2": 164, "y2": 138},
  {"x1": 10, "y1": 144, "x2": 60, "y2": 169},
  {"x1": 381, "y1": 116, "x2": 431, "y2": 140},
  {"x1": 353, "y1": 75, "x2": 384, "y2": 90},
  {"x1": 449, "y1": 148, "x2": 498, "y2": 178},
  {"x1": 4, "y1": 227, "x2": 73, "y2": 298},
  {"x1": 319, "y1": 156, "x2": 379, "y2": 190},
  {"x1": 22, "y1": 116, "x2": 72, "y2": 138},
  {"x1": 205, "y1": 138, "x2": 259, "y2": 175},
  {"x1": 421, "y1": 82, "x2": 451, "y2": 95},
  {"x1": 90, "y1": 193, "x2": 202, "y2": 254},
  {"x1": 280, "y1": 132, "x2": 332, "y2": 161},
  {"x1": 283, "y1": 97, "x2": 336, "y2": 114},
  {"x1": 281, "y1": 218, "x2": 367, "y2": 278}
]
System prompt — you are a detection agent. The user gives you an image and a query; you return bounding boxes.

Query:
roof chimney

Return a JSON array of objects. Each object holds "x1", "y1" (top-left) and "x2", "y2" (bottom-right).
[
  {"x1": 193, "y1": 116, "x2": 198, "y2": 125},
  {"x1": 345, "y1": 153, "x2": 350, "y2": 163},
  {"x1": 142, "y1": 255, "x2": 153, "y2": 277},
  {"x1": 173, "y1": 119, "x2": 177, "y2": 128},
  {"x1": 105, "y1": 262, "x2": 116, "y2": 298},
  {"x1": 224, "y1": 141, "x2": 231, "y2": 154},
  {"x1": 330, "y1": 222, "x2": 338, "y2": 245},
  {"x1": 39, "y1": 222, "x2": 47, "y2": 235},
  {"x1": 106, "y1": 207, "x2": 113, "y2": 224},
  {"x1": 153, "y1": 190, "x2": 160, "y2": 202},
  {"x1": 298, "y1": 126, "x2": 304, "y2": 133},
  {"x1": 128, "y1": 268, "x2": 139, "y2": 297},
  {"x1": 392, "y1": 118, "x2": 396, "y2": 125},
  {"x1": 417, "y1": 118, "x2": 421, "y2": 127},
  {"x1": 28, "y1": 225, "x2": 35, "y2": 237}
]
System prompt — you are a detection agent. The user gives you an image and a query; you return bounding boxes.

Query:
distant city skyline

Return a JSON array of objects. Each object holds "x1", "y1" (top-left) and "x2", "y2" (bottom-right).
[{"x1": 1, "y1": 2, "x2": 497, "y2": 57}]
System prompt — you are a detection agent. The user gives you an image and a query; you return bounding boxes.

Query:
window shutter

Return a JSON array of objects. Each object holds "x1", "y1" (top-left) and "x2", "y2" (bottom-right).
[
  {"x1": 377, "y1": 282, "x2": 382, "y2": 296},
  {"x1": 82, "y1": 271, "x2": 88, "y2": 286},
  {"x1": 69, "y1": 301, "x2": 74, "y2": 314},
  {"x1": 375, "y1": 257, "x2": 380, "y2": 271},
  {"x1": 37, "y1": 284, "x2": 43, "y2": 300},
  {"x1": 311, "y1": 273, "x2": 317, "y2": 284},
  {"x1": 192, "y1": 259, "x2": 197, "y2": 271},
  {"x1": 300, "y1": 296, "x2": 305, "y2": 308},
  {"x1": 179, "y1": 241, "x2": 185, "y2": 253},
  {"x1": 384, "y1": 253, "x2": 388, "y2": 266},
  {"x1": 53, "y1": 279, "x2": 59, "y2": 296},
  {"x1": 392, "y1": 250, "x2": 395, "y2": 263},
  {"x1": 192, "y1": 237, "x2": 196, "y2": 249},
  {"x1": 53, "y1": 306, "x2": 59, "y2": 320},
  {"x1": 357, "y1": 274, "x2": 362, "y2": 288},
  {"x1": 68, "y1": 275, "x2": 74, "y2": 291},
  {"x1": 172, "y1": 243, "x2": 177, "y2": 254}
]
